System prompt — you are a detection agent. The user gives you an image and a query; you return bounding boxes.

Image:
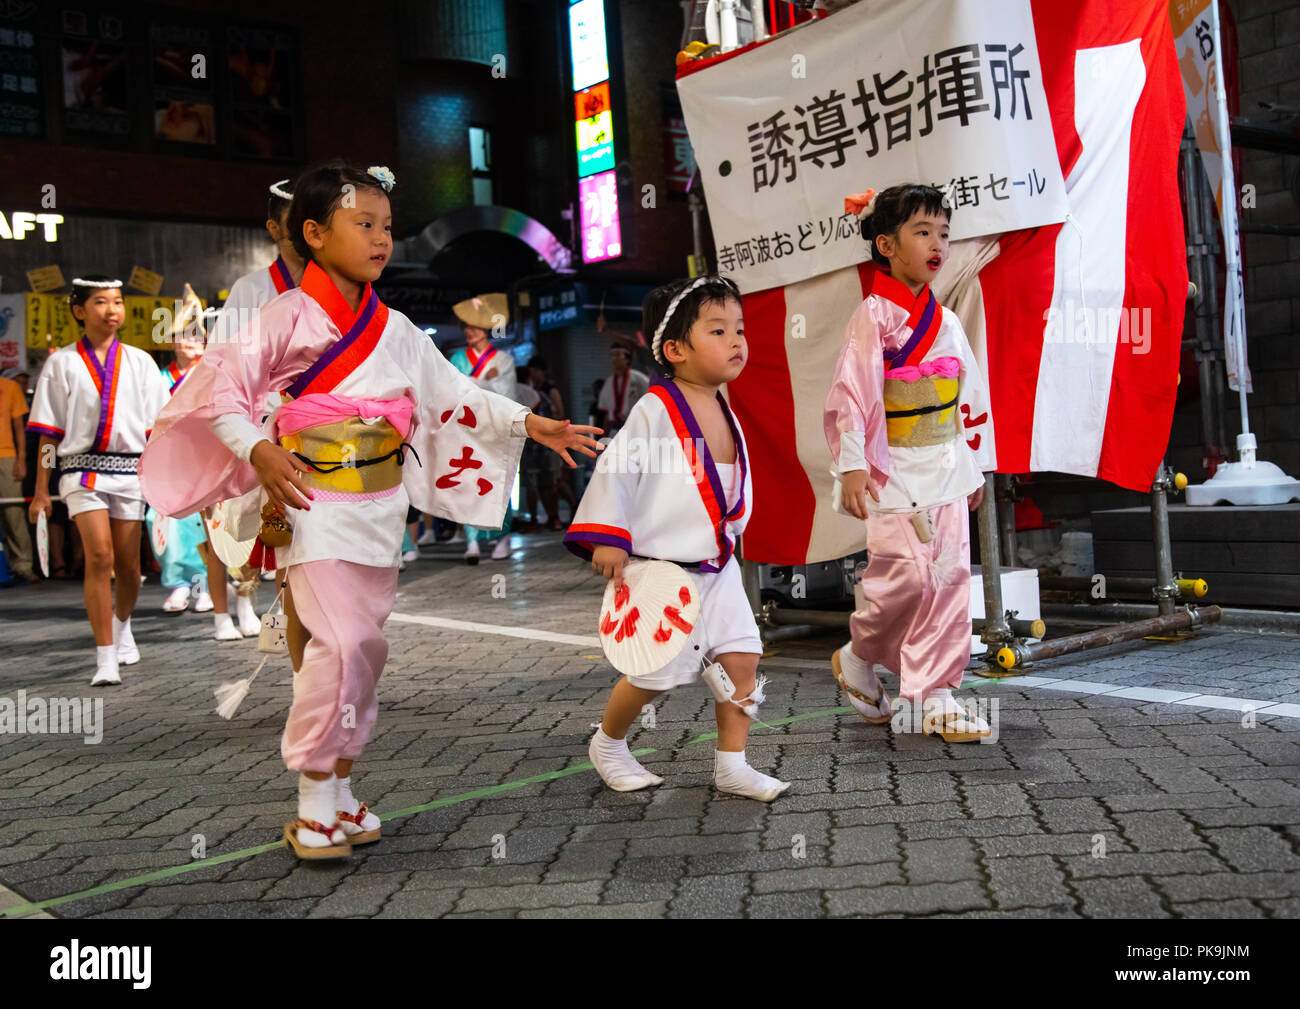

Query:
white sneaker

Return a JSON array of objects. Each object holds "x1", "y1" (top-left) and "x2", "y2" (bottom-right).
[
  {"x1": 449, "y1": 529, "x2": 465, "y2": 544},
  {"x1": 491, "y1": 537, "x2": 512, "y2": 560},
  {"x1": 194, "y1": 589, "x2": 213, "y2": 613},
  {"x1": 235, "y1": 593, "x2": 261, "y2": 636},
  {"x1": 213, "y1": 613, "x2": 243, "y2": 641},
  {"x1": 402, "y1": 548, "x2": 420, "y2": 562},
  {"x1": 162, "y1": 586, "x2": 191, "y2": 612},
  {"x1": 416, "y1": 527, "x2": 438, "y2": 546},
  {"x1": 464, "y1": 540, "x2": 480, "y2": 565},
  {"x1": 113, "y1": 616, "x2": 140, "y2": 665}
]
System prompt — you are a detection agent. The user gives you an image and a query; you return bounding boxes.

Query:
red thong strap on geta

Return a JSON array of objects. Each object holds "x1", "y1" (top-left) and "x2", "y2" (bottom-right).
[{"x1": 336, "y1": 804, "x2": 368, "y2": 825}]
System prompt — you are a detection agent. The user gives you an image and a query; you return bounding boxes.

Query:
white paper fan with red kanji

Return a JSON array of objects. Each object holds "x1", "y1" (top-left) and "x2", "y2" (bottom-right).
[
  {"x1": 204, "y1": 498, "x2": 255, "y2": 569},
  {"x1": 598, "y1": 559, "x2": 701, "y2": 677}
]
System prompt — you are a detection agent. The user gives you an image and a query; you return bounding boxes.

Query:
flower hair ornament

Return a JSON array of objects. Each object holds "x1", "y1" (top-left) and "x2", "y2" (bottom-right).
[
  {"x1": 844, "y1": 188, "x2": 877, "y2": 218},
  {"x1": 268, "y1": 178, "x2": 293, "y2": 200},
  {"x1": 71, "y1": 277, "x2": 123, "y2": 288},
  {"x1": 367, "y1": 166, "x2": 397, "y2": 192}
]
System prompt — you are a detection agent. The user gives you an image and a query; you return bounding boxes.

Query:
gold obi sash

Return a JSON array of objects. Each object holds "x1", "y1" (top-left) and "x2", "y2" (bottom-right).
[
  {"x1": 883, "y1": 375, "x2": 960, "y2": 448},
  {"x1": 278, "y1": 416, "x2": 405, "y2": 495}
]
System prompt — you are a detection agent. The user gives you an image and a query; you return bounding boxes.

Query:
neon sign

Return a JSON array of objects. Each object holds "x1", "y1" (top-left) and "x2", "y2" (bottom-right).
[
  {"x1": 0, "y1": 212, "x2": 63, "y2": 241},
  {"x1": 568, "y1": 1, "x2": 620, "y2": 263}
]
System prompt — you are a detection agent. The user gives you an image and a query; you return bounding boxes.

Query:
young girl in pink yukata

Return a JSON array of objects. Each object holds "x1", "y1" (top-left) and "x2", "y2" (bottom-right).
[
  {"x1": 141, "y1": 162, "x2": 601, "y2": 858},
  {"x1": 824, "y1": 183, "x2": 996, "y2": 743}
]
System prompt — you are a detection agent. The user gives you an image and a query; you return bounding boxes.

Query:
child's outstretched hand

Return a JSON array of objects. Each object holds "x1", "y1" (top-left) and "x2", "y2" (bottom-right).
[
  {"x1": 840, "y1": 469, "x2": 880, "y2": 520},
  {"x1": 592, "y1": 545, "x2": 627, "y2": 590},
  {"x1": 525, "y1": 415, "x2": 603, "y2": 468},
  {"x1": 251, "y1": 440, "x2": 315, "y2": 511}
]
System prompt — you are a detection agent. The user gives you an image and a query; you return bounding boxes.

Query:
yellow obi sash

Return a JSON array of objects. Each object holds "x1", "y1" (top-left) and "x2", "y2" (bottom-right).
[
  {"x1": 883, "y1": 375, "x2": 960, "y2": 448},
  {"x1": 279, "y1": 416, "x2": 404, "y2": 495}
]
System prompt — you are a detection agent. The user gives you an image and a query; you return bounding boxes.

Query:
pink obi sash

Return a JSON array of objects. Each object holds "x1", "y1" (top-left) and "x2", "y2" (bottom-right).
[{"x1": 274, "y1": 393, "x2": 414, "y2": 440}]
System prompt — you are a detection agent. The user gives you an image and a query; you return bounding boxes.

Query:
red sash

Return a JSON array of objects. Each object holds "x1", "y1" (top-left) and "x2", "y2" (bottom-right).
[
  {"x1": 647, "y1": 379, "x2": 748, "y2": 572},
  {"x1": 286, "y1": 262, "x2": 390, "y2": 398},
  {"x1": 468, "y1": 345, "x2": 498, "y2": 378},
  {"x1": 269, "y1": 255, "x2": 295, "y2": 295},
  {"x1": 868, "y1": 264, "x2": 941, "y2": 372}
]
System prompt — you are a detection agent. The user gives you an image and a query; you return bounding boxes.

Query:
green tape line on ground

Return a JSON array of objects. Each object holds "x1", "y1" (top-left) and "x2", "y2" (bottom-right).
[{"x1": 1, "y1": 706, "x2": 854, "y2": 918}]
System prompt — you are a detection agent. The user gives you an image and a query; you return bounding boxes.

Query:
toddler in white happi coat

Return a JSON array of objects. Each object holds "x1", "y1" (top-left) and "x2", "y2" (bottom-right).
[{"x1": 565, "y1": 276, "x2": 790, "y2": 802}]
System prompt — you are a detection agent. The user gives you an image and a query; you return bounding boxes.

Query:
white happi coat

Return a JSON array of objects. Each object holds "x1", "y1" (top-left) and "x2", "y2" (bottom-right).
[
  {"x1": 141, "y1": 263, "x2": 529, "y2": 569},
  {"x1": 564, "y1": 378, "x2": 753, "y2": 573},
  {"x1": 28, "y1": 338, "x2": 169, "y2": 501}
]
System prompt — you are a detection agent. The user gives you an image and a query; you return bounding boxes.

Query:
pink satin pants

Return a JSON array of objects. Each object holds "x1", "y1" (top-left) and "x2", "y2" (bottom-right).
[
  {"x1": 849, "y1": 499, "x2": 971, "y2": 703},
  {"x1": 281, "y1": 560, "x2": 399, "y2": 772}
]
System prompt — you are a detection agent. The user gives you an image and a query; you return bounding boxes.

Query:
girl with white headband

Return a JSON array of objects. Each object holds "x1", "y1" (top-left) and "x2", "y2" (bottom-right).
[
  {"x1": 565, "y1": 274, "x2": 791, "y2": 802},
  {"x1": 142, "y1": 161, "x2": 602, "y2": 859},
  {"x1": 27, "y1": 275, "x2": 170, "y2": 685}
]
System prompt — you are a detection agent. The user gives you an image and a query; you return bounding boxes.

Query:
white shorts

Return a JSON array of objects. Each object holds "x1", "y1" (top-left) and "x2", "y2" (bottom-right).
[
  {"x1": 627, "y1": 556, "x2": 763, "y2": 691},
  {"x1": 63, "y1": 486, "x2": 147, "y2": 521}
]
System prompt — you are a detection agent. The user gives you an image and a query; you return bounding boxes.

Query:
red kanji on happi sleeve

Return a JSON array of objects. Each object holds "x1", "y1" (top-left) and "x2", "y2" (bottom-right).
[
  {"x1": 435, "y1": 446, "x2": 484, "y2": 489},
  {"x1": 439, "y1": 406, "x2": 478, "y2": 428},
  {"x1": 960, "y1": 404, "x2": 987, "y2": 452}
]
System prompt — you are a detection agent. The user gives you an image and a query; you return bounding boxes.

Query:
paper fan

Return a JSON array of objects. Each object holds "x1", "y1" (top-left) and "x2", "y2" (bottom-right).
[
  {"x1": 598, "y1": 559, "x2": 701, "y2": 677},
  {"x1": 150, "y1": 513, "x2": 169, "y2": 556},
  {"x1": 36, "y1": 511, "x2": 48, "y2": 577},
  {"x1": 205, "y1": 498, "x2": 255, "y2": 568}
]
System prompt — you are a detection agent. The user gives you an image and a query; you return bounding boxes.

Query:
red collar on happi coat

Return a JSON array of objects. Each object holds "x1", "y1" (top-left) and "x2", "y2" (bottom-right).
[
  {"x1": 646, "y1": 378, "x2": 748, "y2": 573},
  {"x1": 866, "y1": 263, "x2": 941, "y2": 372},
  {"x1": 467, "y1": 344, "x2": 498, "y2": 378},
  {"x1": 269, "y1": 255, "x2": 296, "y2": 294},
  {"x1": 286, "y1": 261, "x2": 389, "y2": 398},
  {"x1": 75, "y1": 336, "x2": 122, "y2": 452}
]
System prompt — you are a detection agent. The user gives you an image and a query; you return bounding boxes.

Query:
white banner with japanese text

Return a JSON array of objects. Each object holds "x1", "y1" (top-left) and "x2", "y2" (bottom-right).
[{"x1": 677, "y1": 0, "x2": 1069, "y2": 292}]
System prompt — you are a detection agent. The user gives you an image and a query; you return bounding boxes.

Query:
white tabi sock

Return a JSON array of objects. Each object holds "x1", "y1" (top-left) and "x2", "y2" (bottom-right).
[
  {"x1": 212, "y1": 612, "x2": 242, "y2": 641},
  {"x1": 714, "y1": 749, "x2": 790, "y2": 802},
  {"x1": 335, "y1": 776, "x2": 380, "y2": 833},
  {"x1": 297, "y1": 774, "x2": 346, "y2": 847},
  {"x1": 113, "y1": 615, "x2": 139, "y2": 664},
  {"x1": 588, "y1": 727, "x2": 663, "y2": 791},
  {"x1": 235, "y1": 592, "x2": 260, "y2": 636},
  {"x1": 837, "y1": 644, "x2": 890, "y2": 719}
]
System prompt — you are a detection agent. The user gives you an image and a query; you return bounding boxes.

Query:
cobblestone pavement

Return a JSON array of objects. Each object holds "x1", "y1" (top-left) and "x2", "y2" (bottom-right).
[{"x1": 2, "y1": 534, "x2": 1299, "y2": 919}]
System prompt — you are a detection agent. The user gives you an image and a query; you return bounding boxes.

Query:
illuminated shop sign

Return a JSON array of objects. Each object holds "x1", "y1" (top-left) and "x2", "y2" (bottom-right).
[
  {"x1": 568, "y1": 0, "x2": 620, "y2": 263},
  {"x1": 0, "y1": 212, "x2": 63, "y2": 240}
]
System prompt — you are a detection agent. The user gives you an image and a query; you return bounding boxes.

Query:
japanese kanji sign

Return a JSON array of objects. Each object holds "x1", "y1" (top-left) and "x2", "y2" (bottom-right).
[{"x1": 677, "y1": 0, "x2": 1067, "y2": 292}]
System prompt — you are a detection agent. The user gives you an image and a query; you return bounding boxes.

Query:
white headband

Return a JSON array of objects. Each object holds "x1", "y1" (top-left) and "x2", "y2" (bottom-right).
[
  {"x1": 652, "y1": 276, "x2": 712, "y2": 365},
  {"x1": 71, "y1": 278, "x2": 122, "y2": 288},
  {"x1": 268, "y1": 179, "x2": 293, "y2": 200}
]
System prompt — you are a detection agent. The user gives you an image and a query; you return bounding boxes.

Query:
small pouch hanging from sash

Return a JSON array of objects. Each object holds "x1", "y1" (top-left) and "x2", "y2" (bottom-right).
[
  {"x1": 910, "y1": 509, "x2": 935, "y2": 544},
  {"x1": 259, "y1": 589, "x2": 288, "y2": 654}
]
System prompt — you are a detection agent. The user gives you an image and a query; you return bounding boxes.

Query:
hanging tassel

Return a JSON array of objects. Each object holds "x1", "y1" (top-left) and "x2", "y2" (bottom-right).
[{"x1": 214, "y1": 654, "x2": 270, "y2": 720}]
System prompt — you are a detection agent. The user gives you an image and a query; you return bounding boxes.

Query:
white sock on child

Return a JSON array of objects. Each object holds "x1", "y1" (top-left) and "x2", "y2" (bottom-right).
[
  {"x1": 838, "y1": 644, "x2": 890, "y2": 719},
  {"x1": 714, "y1": 749, "x2": 790, "y2": 801},
  {"x1": 236, "y1": 592, "x2": 260, "y2": 636},
  {"x1": 589, "y1": 727, "x2": 663, "y2": 791},
  {"x1": 297, "y1": 774, "x2": 346, "y2": 847},
  {"x1": 213, "y1": 612, "x2": 242, "y2": 640},
  {"x1": 335, "y1": 775, "x2": 380, "y2": 834},
  {"x1": 113, "y1": 615, "x2": 139, "y2": 664}
]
